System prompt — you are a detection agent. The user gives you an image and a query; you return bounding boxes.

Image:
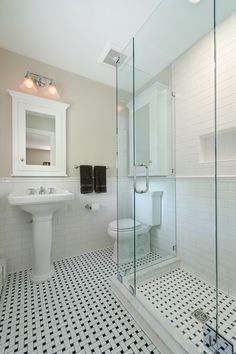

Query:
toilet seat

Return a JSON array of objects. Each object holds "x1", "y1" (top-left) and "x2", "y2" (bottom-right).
[{"x1": 109, "y1": 218, "x2": 142, "y2": 232}]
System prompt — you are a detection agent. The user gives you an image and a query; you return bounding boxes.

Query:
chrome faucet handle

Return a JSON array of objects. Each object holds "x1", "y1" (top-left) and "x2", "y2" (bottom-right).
[
  {"x1": 39, "y1": 186, "x2": 46, "y2": 194},
  {"x1": 28, "y1": 188, "x2": 35, "y2": 195},
  {"x1": 48, "y1": 187, "x2": 55, "y2": 194}
]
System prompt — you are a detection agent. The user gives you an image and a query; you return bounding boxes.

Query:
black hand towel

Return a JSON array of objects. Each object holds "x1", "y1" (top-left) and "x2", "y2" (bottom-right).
[
  {"x1": 80, "y1": 165, "x2": 93, "y2": 194},
  {"x1": 94, "y1": 166, "x2": 107, "y2": 193}
]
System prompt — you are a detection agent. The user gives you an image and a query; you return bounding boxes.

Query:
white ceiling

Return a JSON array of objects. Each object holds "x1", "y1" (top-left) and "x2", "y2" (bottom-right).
[
  {"x1": 0, "y1": 0, "x2": 161, "y2": 87},
  {"x1": 118, "y1": 0, "x2": 236, "y2": 93}
]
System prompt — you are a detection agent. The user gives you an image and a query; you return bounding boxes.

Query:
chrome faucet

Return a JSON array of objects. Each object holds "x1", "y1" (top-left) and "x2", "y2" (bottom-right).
[
  {"x1": 39, "y1": 186, "x2": 46, "y2": 194},
  {"x1": 48, "y1": 188, "x2": 55, "y2": 194},
  {"x1": 28, "y1": 188, "x2": 35, "y2": 195}
]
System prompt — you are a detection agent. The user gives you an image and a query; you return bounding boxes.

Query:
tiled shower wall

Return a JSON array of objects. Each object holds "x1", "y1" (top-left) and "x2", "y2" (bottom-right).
[
  {"x1": 174, "y1": 12, "x2": 236, "y2": 297},
  {"x1": 176, "y1": 178, "x2": 215, "y2": 283},
  {"x1": 0, "y1": 177, "x2": 116, "y2": 273},
  {"x1": 176, "y1": 178, "x2": 236, "y2": 297}
]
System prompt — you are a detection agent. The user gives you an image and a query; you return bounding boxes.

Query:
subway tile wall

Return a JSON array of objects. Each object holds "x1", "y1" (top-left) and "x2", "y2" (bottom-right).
[
  {"x1": 0, "y1": 175, "x2": 175, "y2": 274},
  {"x1": 176, "y1": 178, "x2": 216, "y2": 285},
  {"x1": 174, "y1": 12, "x2": 236, "y2": 297}
]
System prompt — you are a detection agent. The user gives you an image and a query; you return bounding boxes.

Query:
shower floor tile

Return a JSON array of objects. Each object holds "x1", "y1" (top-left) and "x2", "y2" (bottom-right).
[
  {"x1": 138, "y1": 268, "x2": 236, "y2": 354},
  {"x1": 0, "y1": 247, "x2": 160, "y2": 354},
  {"x1": 118, "y1": 250, "x2": 170, "y2": 275}
]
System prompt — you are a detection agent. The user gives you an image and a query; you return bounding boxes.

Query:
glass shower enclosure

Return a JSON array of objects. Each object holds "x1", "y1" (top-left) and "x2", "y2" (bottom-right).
[{"x1": 113, "y1": 1, "x2": 236, "y2": 353}]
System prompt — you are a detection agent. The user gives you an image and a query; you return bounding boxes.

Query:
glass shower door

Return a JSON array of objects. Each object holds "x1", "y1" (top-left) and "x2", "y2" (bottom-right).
[
  {"x1": 131, "y1": 0, "x2": 178, "y2": 289},
  {"x1": 132, "y1": 65, "x2": 176, "y2": 278},
  {"x1": 116, "y1": 38, "x2": 136, "y2": 293}
]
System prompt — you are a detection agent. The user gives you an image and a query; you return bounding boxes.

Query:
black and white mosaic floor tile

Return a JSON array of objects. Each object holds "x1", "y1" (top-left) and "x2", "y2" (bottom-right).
[
  {"x1": 118, "y1": 250, "x2": 168, "y2": 275},
  {"x1": 0, "y1": 248, "x2": 160, "y2": 354},
  {"x1": 138, "y1": 268, "x2": 236, "y2": 354}
]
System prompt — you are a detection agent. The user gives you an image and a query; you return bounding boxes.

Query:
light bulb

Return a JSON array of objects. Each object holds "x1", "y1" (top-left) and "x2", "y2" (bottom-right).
[
  {"x1": 24, "y1": 77, "x2": 35, "y2": 88},
  {"x1": 47, "y1": 81, "x2": 59, "y2": 97},
  {"x1": 189, "y1": 0, "x2": 201, "y2": 3},
  {"x1": 20, "y1": 73, "x2": 37, "y2": 92}
]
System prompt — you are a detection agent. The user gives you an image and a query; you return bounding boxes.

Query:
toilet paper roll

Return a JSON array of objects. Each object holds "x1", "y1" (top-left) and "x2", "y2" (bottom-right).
[
  {"x1": 85, "y1": 203, "x2": 100, "y2": 211},
  {"x1": 91, "y1": 203, "x2": 100, "y2": 211}
]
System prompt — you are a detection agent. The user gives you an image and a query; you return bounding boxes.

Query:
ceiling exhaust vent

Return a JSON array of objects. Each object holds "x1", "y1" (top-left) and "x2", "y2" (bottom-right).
[{"x1": 98, "y1": 42, "x2": 126, "y2": 67}]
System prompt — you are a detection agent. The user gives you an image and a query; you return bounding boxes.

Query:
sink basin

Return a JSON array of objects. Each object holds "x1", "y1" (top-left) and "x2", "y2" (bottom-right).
[
  {"x1": 8, "y1": 189, "x2": 74, "y2": 216},
  {"x1": 8, "y1": 189, "x2": 74, "y2": 283}
]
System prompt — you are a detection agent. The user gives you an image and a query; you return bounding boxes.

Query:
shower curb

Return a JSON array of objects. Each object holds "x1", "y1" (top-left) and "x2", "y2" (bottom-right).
[{"x1": 111, "y1": 275, "x2": 199, "y2": 354}]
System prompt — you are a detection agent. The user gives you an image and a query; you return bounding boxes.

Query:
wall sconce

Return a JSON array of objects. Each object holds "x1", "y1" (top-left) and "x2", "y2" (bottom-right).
[{"x1": 20, "y1": 71, "x2": 59, "y2": 98}]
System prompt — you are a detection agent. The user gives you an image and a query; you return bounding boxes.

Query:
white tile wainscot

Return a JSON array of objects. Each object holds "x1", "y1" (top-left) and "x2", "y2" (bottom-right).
[
  {"x1": 176, "y1": 176, "x2": 236, "y2": 298},
  {"x1": 0, "y1": 177, "x2": 116, "y2": 273}
]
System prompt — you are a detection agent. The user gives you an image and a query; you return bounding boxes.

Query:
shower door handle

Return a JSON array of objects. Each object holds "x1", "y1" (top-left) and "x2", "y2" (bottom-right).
[{"x1": 134, "y1": 163, "x2": 149, "y2": 194}]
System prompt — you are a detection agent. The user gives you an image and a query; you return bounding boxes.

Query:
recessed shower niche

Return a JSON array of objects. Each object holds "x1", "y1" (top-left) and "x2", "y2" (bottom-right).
[{"x1": 199, "y1": 126, "x2": 236, "y2": 163}]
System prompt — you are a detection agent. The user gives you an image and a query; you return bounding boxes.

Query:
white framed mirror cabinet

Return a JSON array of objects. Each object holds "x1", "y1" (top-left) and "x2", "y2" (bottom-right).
[
  {"x1": 128, "y1": 81, "x2": 173, "y2": 176},
  {"x1": 8, "y1": 90, "x2": 69, "y2": 176}
]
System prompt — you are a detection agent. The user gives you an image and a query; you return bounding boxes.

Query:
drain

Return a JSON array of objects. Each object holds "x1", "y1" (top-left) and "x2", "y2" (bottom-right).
[{"x1": 192, "y1": 309, "x2": 210, "y2": 323}]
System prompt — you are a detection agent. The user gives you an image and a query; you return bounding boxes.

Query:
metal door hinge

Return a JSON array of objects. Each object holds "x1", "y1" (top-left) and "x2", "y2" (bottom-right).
[
  {"x1": 117, "y1": 273, "x2": 123, "y2": 283},
  {"x1": 129, "y1": 285, "x2": 135, "y2": 295}
]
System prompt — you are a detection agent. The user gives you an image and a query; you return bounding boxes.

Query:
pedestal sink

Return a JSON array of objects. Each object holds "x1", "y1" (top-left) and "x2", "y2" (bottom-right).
[{"x1": 8, "y1": 188, "x2": 74, "y2": 283}]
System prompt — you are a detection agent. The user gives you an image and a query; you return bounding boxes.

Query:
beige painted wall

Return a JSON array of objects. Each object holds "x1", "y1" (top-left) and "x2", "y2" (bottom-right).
[{"x1": 0, "y1": 48, "x2": 116, "y2": 177}]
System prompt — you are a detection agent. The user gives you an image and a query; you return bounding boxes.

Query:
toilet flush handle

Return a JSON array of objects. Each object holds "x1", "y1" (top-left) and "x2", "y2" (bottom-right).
[{"x1": 133, "y1": 163, "x2": 149, "y2": 194}]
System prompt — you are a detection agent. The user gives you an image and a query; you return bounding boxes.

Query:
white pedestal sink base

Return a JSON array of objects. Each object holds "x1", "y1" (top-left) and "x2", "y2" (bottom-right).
[
  {"x1": 8, "y1": 189, "x2": 74, "y2": 283},
  {"x1": 30, "y1": 265, "x2": 54, "y2": 283},
  {"x1": 31, "y1": 214, "x2": 54, "y2": 283}
]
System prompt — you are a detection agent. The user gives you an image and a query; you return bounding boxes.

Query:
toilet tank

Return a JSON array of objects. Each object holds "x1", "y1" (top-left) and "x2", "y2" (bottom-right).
[{"x1": 133, "y1": 191, "x2": 163, "y2": 226}]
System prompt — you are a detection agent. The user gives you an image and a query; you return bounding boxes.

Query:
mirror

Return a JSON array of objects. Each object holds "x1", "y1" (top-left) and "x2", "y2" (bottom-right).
[
  {"x1": 8, "y1": 90, "x2": 69, "y2": 176},
  {"x1": 25, "y1": 111, "x2": 56, "y2": 166},
  {"x1": 128, "y1": 81, "x2": 172, "y2": 176}
]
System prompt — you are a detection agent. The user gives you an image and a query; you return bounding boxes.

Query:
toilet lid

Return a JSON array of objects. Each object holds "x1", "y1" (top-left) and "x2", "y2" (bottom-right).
[{"x1": 109, "y1": 218, "x2": 141, "y2": 231}]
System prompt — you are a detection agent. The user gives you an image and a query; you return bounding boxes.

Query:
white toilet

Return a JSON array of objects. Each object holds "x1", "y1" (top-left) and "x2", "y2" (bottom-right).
[{"x1": 108, "y1": 191, "x2": 163, "y2": 263}]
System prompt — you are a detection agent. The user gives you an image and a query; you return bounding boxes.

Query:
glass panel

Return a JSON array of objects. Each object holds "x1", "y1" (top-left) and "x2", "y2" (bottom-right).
[
  {"x1": 136, "y1": 104, "x2": 150, "y2": 165},
  {"x1": 132, "y1": 63, "x2": 176, "y2": 278},
  {"x1": 116, "y1": 39, "x2": 136, "y2": 293},
  {"x1": 25, "y1": 110, "x2": 56, "y2": 166},
  {"x1": 215, "y1": 1, "x2": 236, "y2": 350},
  {"x1": 115, "y1": 0, "x2": 236, "y2": 352},
  {"x1": 132, "y1": 0, "x2": 217, "y2": 353}
]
